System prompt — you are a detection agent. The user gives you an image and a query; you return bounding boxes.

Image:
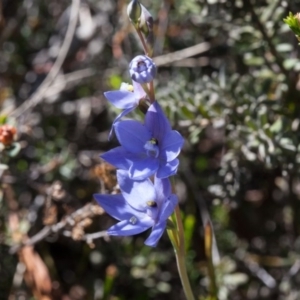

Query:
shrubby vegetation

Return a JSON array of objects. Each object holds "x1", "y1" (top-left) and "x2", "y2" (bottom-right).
[{"x1": 1, "y1": 0, "x2": 300, "y2": 299}]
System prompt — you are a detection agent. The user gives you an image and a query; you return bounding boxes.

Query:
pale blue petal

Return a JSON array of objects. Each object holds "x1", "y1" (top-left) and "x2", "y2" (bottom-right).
[
  {"x1": 154, "y1": 177, "x2": 171, "y2": 204},
  {"x1": 158, "y1": 194, "x2": 178, "y2": 222},
  {"x1": 160, "y1": 130, "x2": 184, "y2": 162},
  {"x1": 104, "y1": 91, "x2": 137, "y2": 109},
  {"x1": 93, "y1": 194, "x2": 146, "y2": 221},
  {"x1": 144, "y1": 221, "x2": 166, "y2": 247},
  {"x1": 145, "y1": 102, "x2": 171, "y2": 142},
  {"x1": 107, "y1": 218, "x2": 153, "y2": 236},
  {"x1": 115, "y1": 120, "x2": 151, "y2": 153},
  {"x1": 156, "y1": 159, "x2": 179, "y2": 178},
  {"x1": 132, "y1": 80, "x2": 146, "y2": 99},
  {"x1": 129, "y1": 157, "x2": 159, "y2": 180},
  {"x1": 117, "y1": 170, "x2": 156, "y2": 210},
  {"x1": 101, "y1": 147, "x2": 131, "y2": 170}
]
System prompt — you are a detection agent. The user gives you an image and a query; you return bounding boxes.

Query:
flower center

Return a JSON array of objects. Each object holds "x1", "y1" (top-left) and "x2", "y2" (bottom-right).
[
  {"x1": 120, "y1": 82, "x2": 134, "y2": 92},
  {"x1": 146, "y1": 200, "x2": 157, "y2": 207},
  {"x1": 137, "y1": 60, "x2": 147, "y2": 72},
  {"x1": 144, "y1": 138, "x2": 159, "y2": 158},
  {"x1": 146, "y1": 200, "x2": 158, "y2": 220}
]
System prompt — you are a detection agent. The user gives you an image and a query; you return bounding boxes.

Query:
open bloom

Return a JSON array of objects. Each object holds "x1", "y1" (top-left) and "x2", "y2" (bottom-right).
[
  {"x1": 94, "y1": 170, "x2": 178, "y2": 247},
  {"x1": 129, "y1": 55, "x2": 156, "y2": 84},
  {"x1": 104, "y1": 80, "x2": 146, "y2": 139},
  {"x1": 101, "y1": 101, "x2": 184, "y2": 179}
]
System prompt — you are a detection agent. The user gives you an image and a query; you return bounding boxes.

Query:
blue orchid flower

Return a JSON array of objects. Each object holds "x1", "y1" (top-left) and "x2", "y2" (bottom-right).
[
  {"x1": 94, "y1": 170, "x2": 178, "y2": 247},
  {"x1": 101, "y1": 101, "x2": 184, "y2": 180},
  {"x1": 104, "y1": 80, "x2": 146, "y2": 139}
]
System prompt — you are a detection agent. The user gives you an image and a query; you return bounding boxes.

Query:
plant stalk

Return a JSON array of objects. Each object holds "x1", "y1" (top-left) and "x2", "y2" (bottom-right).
[{"x1": 172, "y1": 205, "x2": 196, "y2": 300}]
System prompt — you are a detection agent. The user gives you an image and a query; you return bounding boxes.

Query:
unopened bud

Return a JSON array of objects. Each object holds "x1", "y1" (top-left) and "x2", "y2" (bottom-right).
[
  {"x1": 139, "y1": 5, "x2": 154, "y2": 56},
  {"x1": 139, "y1": 5, "x2": 153, "y2": 36},
  {"x1": 127, "y1": 0, "x2": 142, "y2": 25},
  {"x1": 129, "y1": 55, "x2": 156, "y2": 83}
]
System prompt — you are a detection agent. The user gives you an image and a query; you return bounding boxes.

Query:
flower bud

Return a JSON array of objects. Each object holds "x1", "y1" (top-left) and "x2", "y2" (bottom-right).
[
  {"x1": 139, "y1": 5, "x2": 154, "y2": 55},
  {"x1": 139, "y1": 5, "x2": 153, "y2": 37},
  {"x1": 127, "y1": 0, "x2": 142, "y2": 25},
  {"x1": 129, "y1": 55, "x2": 156, "y2": 84}
]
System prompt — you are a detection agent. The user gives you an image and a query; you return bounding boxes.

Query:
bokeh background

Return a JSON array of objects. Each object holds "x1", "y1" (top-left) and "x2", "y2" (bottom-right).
[{"x1": 1, "y1": 0, "x2": 300, "y2": 299}]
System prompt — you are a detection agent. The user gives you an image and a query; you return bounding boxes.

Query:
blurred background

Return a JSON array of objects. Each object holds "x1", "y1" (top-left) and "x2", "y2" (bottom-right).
[{"x1": 1, "y1": 0, "x2": 300, "y2": 299}]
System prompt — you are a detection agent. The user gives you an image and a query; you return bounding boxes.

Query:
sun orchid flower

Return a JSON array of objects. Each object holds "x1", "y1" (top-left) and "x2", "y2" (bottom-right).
[
  {"x1": 129, "y1": 55, "x2": 156, "y2": 84},
  {"x1": 104, "y1": 80, "x2": 146, "y2": 140},
  {"x1": 101, "y1": 101, "x2": 184, "y2": 180},
  {"x1": 94, "y1": 170, "x2": 178, "y2": 247}
]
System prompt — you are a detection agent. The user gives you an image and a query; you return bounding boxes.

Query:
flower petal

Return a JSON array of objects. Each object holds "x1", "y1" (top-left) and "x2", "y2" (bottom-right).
[
  {"x1": 144, "y1": 221, "x2": 167, "y2": 247},
  {"x1": 156, "y1": 159, "x2": 179, "y2": 178},
  {"x1": 101, "y1": 147, "x2": 131, "y2": 170},
  {"x1": 117, "y1": 170, "x2": 156, "y2": 210},
  {"x1": 160, "y1": 130, "x2": 184, "y2": 162},
  {"x1": 129, "y1": 156, "x2": 159, "y2": 180},
  {"x1": 115, "y1": 120, "x2": 151, "y2": 153},
  {"x1": 158, "y1": 194, "x2": 178, "y2": 222},
  {"x1": 132, "y1": 80, "x2": 146, "y2": 99},
  {"x1": 93, "y1": 194, "x2": 146, "y2": 221},
  {"x1": 104, "y1": 91, "x2": 137, "y2": 109},
  {"x1": 145, "y1": 102, "x2": 171, "y2": 142},
  {"x1": 107, "y1": 219, "x2": 152, "y2": 236},
  {"x1": 108, "y1": 107, "x2": 137, "y2": 140},
  {"x1": 154, "y1": 177, "x2": 171, "y2": 204}
]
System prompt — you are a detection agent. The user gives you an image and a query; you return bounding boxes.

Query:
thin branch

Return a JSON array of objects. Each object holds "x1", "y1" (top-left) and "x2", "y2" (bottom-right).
[
  {"x1": 153, "y1": 42, "x2": 211, "y2": 66},
  {"x1": 10, "y1": 0, "x2": 81, "y2": 119},
  {"x1": 9, "y1": 203, "x2": 104, "y2": 254},
  {"x1": 42, "y1": 68, "x2": 96, "y2": 100}
]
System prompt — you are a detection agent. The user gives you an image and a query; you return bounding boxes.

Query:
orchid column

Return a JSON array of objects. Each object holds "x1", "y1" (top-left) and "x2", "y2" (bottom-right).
[{"x1": 94, "y1": 1, "x2": 195, "y2": 299}]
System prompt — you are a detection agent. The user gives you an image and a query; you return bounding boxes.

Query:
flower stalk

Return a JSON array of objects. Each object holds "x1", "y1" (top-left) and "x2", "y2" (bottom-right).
[
  {"x1": 136, "y1": 27, "x2": 150, "y2": 56},
  {"x1": 168, "y1": 205, "x2": 195, "y2": 300}
]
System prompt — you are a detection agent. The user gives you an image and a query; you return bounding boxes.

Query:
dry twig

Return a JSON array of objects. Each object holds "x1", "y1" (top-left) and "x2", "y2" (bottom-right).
[
  {"x1": 10, "y1": 0, "x2": 81, "y2": 119},
  {"x1": 10, "y1": 203, "x2": 105, "y2": 254}
]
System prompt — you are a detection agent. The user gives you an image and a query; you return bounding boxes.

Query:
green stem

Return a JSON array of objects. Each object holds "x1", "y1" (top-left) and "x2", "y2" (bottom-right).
[{"x1": 173, "y1": 205, "x2": 196, "y2": 300}]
